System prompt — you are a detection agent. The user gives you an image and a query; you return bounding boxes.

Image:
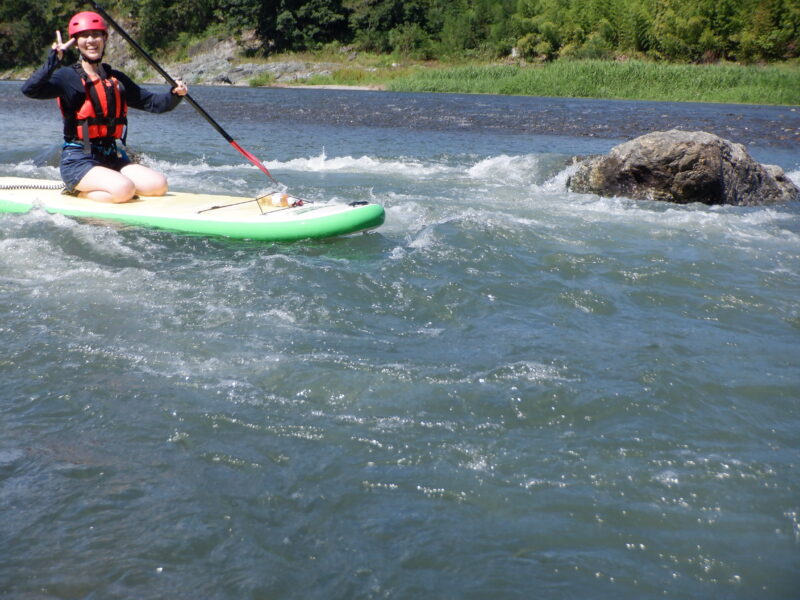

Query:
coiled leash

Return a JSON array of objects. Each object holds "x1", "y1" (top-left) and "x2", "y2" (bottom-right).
[{"x1": 0, "y1": 181, "x2": 65, "y2": 191}]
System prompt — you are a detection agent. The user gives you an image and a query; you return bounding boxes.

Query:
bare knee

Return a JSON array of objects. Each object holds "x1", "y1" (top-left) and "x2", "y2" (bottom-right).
[
  {"x1": 137, "y1": 173, "x2": 168, "y2": 197},
  {"x1": 121, "y1": 165, "x2": 169, "y2": 197},
  {"x1": 75, "y1": 167, "x2": 137, "y2": 203},
  {"x1": 108, "y1": 178, "x2": 137, "y2": 203}
]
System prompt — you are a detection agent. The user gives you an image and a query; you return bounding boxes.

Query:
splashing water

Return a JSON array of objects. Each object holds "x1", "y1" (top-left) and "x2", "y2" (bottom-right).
[{"x1": 1, "y1": 82, "x2": 799, "y2": 599}]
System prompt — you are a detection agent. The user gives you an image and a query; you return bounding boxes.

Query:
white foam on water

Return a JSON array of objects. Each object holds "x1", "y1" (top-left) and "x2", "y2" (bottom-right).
[
  {"x1": 138, "y1": 153, "x2": 250, "y2": 180},
  {"x1": 1, "y1": 159, "x2": 60, "y2": 180},
  {"x1": 467, "y1": 154, "x2": 543, "y2": 185},
  {"x1": 273, "y1": 150, "x2": 458, "y2": 178},
  {"x1": 539, "y1": 161, "x2": 581, "y2": 193},
  {"x1": 388, "y1": 246, "x2": 407, "y2": 260},
  {"x1": 5, "y1": 148, "x2": 795, "y2": 257},
  {"x1": 723, "y1": 208, "x2": 800, "y2": 244},
  {"x1": 537, "y1": 187, "x2": 800, "y2": 245},
  {"x1": 406, "y1": 225, "x2": 438, "y2": 251},
  {"x1": 0, "y1": 150, "x2": 568, "y2": 204},
  {"x1": 0, "y1": 236, "x2": 141, "y2": 294},
  {"x1": 382, "y1": 194, "x2": 432, "y2": 232},
  {"x1": 0, "y1": 237, "x2": 64, "y2": 285},
  {"x1": 133, "y1": 151, "x2": 468, "y2": 196},
  {"x1": 136, "y1": 154, "x2": 246, "y2": 176}
]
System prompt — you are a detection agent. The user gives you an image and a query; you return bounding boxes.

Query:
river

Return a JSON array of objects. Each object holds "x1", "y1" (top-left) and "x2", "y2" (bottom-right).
[{"x1": 1, "y1": 82, "x2": 799, "y2": 599}]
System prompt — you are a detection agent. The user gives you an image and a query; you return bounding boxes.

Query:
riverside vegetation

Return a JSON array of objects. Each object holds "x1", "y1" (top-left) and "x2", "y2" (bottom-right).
[
  {"x1": 301, "y1": 54, "x2": 799, "y2": 105},
  {"x1": 2, "y1": 0, "x2": 798, "y2": 104}
]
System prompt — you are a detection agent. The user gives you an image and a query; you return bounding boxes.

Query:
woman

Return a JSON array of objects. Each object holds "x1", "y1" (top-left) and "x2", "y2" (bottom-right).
[{"x1": 22, "y1": 11, "x2": 189, "y2": 203}]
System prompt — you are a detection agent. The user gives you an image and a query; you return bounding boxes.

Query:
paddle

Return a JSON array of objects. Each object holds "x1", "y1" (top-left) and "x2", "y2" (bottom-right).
[{"x1": 87, "y1": 1, "x2": 280, "y2": 186}]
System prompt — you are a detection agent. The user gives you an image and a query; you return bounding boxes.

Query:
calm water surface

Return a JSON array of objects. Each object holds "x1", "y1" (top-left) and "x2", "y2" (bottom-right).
[{"x1": 1, "y1": 82, "x2": 799, "y2": 599}]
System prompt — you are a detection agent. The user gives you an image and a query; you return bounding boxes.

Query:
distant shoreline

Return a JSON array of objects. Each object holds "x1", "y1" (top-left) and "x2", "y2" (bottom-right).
[
  {"x1": 270, "y1": 83, "x2": 386, "y2": 91},
  {"x1": 3, "y1": 47, "x2": 798, "y2": 107}
]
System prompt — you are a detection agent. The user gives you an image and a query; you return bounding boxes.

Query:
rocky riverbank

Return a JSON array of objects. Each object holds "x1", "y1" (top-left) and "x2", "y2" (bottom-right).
[{"x1": 150, "y1": 35, "x2": 350, "y2": 87}]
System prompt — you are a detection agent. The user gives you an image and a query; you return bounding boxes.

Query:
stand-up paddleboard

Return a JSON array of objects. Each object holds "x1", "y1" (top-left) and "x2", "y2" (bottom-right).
[{"x1": 0, "y1": 178, "x2": 385, "y2": 241}]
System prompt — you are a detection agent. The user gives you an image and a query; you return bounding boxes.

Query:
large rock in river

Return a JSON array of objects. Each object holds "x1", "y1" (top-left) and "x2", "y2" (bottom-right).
[{"x1": 568, "y1": 130, "x2": 799, "y2": 205}]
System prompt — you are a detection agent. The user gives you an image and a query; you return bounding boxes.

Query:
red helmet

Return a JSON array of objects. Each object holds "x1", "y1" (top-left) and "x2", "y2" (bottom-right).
[{"x1": 68, "y1": 11, "x2": 107, "y2": 37}]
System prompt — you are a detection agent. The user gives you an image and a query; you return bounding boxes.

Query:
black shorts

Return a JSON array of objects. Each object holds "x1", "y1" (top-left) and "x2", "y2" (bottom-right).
[{"x1": 60, "y1": 142, "x2": 132, "y2": 192}]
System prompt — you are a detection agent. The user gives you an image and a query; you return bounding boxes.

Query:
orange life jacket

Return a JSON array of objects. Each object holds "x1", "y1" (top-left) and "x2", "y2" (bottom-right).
[{"x1": 59, "y1": 64, "x2": 128, "y2": 153}]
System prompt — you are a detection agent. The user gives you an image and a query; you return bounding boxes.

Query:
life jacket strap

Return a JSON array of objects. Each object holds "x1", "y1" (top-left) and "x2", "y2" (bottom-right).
[{"x1": 82, "y1": 122, "x2": 91, "y2": 154}]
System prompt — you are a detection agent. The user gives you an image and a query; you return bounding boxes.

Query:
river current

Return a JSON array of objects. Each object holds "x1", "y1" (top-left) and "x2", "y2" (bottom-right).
[{"x1": 1, "y1": 82, "x2": 799, "y2": 599}]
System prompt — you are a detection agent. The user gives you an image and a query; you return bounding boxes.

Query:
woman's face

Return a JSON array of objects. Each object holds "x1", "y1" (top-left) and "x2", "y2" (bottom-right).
[{"x1": 75, "y1": 30, "x2": 106, "y2": 61}]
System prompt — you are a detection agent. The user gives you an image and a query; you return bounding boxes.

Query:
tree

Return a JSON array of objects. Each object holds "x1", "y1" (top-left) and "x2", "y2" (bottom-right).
[
  {"x1": 1, "y1": 0, "x2": 797, "y2": 68},
  {"x1": 214, "y1": 0, "x2": 261, "y2": 31},
  {"x1": 343, "y1": 0, "x2": 431, "y2": 51},
  {"x1": 258, "y1": 0, "x2": 350, "y2": 52},
  {"x1": 0, "y1": 0, "x2": 85, "y2": 68},
  {"x1": 137, "y1": 0, "x2": 173, "y2": 50},
  {"x1": 737, "y1": 0, "x2": 800, "y2": 60}
]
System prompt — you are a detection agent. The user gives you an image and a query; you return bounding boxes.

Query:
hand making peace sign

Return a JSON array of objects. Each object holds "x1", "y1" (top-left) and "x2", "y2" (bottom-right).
[{"x1": 52, "y1": 30, "x2": 75, "y2": 61}]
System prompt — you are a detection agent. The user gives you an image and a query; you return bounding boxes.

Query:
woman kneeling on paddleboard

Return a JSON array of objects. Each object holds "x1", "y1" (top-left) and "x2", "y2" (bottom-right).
[{"x1": 22, "y1": 11, "x2": 188, "y2": 203}]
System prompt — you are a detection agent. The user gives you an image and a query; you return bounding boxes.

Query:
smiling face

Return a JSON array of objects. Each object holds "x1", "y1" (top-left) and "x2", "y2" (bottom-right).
[{"x1": 75, "y1": 30, "x2": 107, "y2": 62}]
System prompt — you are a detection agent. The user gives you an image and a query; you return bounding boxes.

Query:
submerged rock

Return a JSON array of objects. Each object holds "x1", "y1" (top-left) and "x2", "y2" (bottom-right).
[{"x1": 568, "y1": 130, "x2": 799, "y2": 205}]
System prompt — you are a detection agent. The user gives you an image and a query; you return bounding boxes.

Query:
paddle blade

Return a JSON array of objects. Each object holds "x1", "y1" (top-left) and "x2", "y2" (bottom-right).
[{"x1": 230, "y1": 140, "x2": 278, "y2": 185}]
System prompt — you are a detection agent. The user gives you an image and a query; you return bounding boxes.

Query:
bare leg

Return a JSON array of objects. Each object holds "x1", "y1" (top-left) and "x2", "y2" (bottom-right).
[
  {"x1": 75, "y1": 166, "x2": 136, "y2": 203},
  {"x1": 74, "y1": 164, "x2": 169, "y2": 203},
  {"x1": 120, "y1": 164, "x2": 169, "y2": 197}
]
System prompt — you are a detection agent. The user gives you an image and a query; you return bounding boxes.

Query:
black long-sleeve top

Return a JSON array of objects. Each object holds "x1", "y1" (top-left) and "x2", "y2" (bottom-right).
[{"x1": 22, "y1": 50, "x2": 182, "y2": 142}]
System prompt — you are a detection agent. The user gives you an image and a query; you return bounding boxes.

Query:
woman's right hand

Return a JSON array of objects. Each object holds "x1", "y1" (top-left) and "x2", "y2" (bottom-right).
[{"x1": 52, "y1": 30, "x2": 75, "y2": 61}]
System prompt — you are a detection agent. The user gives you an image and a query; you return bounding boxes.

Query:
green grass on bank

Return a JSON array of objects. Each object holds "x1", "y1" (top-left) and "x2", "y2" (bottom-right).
[
  {"x1": 379, "y1": 60, "x2": 799, "y2": 105},
  {"x1": 303, "y1": 65, "x2": 417, "y2": 88}
]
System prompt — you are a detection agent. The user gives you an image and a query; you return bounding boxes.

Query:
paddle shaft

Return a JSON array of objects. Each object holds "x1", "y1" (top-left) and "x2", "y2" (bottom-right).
[{"x1": 88, "y1": 1, "x2": 279, "y2": 185}]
